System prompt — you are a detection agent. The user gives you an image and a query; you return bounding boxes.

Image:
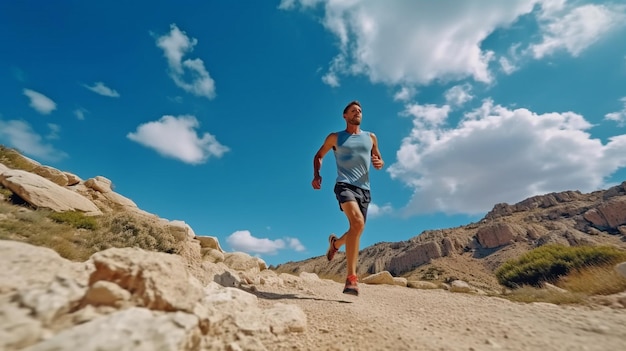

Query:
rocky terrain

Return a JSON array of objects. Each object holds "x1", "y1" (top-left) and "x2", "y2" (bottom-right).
[
  {"x1": 1, "y1": 146, "x2": 626, "y2": 350},
  {"x1": 276, "y1": 184, "x2": 626, "y2": 292}
]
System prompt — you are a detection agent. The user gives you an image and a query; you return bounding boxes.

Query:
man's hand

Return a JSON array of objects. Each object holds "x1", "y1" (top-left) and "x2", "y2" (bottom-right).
[
  {"x1": 372, "y1": 155, "x2": 384, "y2": 170},
  {"x1": 312, "y1": 175, "x2": 322, "y2": 189}
]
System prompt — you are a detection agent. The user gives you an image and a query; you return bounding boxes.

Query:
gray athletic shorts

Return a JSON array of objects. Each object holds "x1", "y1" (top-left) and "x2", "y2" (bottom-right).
[{"x1": 334, "y1": 182, "x2": 371, "y2": 221}]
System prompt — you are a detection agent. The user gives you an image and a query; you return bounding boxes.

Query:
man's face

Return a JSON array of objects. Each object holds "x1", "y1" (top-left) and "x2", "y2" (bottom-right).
[{"x1": 343, "y1": 105, "x2": 362, "y2": 125}]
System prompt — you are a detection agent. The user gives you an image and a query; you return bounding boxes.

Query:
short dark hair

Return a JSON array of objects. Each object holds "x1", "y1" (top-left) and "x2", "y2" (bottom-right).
[{"x1": 343, "y1": 100, "x2": 361, "y2": 114}]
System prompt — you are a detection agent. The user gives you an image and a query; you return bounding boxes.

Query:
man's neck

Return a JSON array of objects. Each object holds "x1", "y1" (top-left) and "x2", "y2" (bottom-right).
[{"x1": 345, "y1": 125, "x2": 360, "y2": 134}]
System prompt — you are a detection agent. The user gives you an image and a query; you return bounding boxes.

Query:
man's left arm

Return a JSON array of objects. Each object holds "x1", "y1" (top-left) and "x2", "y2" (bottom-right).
[{"x1": 370, "y1": 133, "x2": 384, "y2": 170}]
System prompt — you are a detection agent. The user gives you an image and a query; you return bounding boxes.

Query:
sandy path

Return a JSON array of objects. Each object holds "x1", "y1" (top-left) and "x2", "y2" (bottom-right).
[{"x1": 255, "y1": 278, "x2": 626, "y2": 351}]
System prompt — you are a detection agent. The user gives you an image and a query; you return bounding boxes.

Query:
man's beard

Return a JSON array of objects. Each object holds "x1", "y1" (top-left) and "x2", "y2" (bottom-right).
[{"x1": 349, "y1": 118, "x2": 361, "y2": 125}]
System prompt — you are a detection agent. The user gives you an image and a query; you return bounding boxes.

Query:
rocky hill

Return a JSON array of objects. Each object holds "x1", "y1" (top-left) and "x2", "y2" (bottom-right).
[
  {"x1": 275, "y1": 183, "x2": 626, "y2": 292},
  {"x1": 2, "y1": 145, "x2": 626, "y2": 350}
]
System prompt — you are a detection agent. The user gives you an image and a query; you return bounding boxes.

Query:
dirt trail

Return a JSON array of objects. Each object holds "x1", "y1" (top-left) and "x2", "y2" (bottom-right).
[{"x1": 255, "y1": 278, "x2": 626, "y2": 351}]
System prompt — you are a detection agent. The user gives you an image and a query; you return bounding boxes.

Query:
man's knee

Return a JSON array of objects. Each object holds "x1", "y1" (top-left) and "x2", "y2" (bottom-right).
[{"x1": 350, "y1": 216, "x2": 365, "y2": 233}]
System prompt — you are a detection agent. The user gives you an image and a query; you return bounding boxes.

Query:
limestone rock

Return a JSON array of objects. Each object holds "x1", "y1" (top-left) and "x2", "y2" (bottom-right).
[
  {"x1": 475, "y1": 222, "x2": 525, "y2": 249},
  {"x1": 167, "y1": 220, "x2": 196, "y2": 241},
  {"x1": 23, "y1": 307, "x2": 201, "y2": 351},
  {"x1": 32, "y1": 165, "x2": 68, "y2": 186},
  {"x1": 202, "y1": 247, "x2": 225, "y2": 263},
  {"x1": 84, "y1": 176, "x2": 113, "y2": 193},
  {"x1": 388, "y1": 242, "x2": 442, "y2": 274},
  {"x1": 0, "y1": 170, "x2": 101, "y2": 214},
  {"x1": 83, "y1": 281, "x2": 132, "y2": 308},
  {"x1": 17, "y1": 275, "x2": 86, "y2": 325},
  {"x1": 407, "y1": 280, "x2": 439, "y2": 289},
  {"x1": 88, "y1": 247, "x2": 203, "y2": 312},
  {"x1": 196, "y1": 235, "x2": 224, "y2": 252},
  {"x1": 449, "y1": 280, "x2": 471, "y2": 293},
  {"x1": 0, "y1": 301, "x2": 43, "y2": 350},
  {"x1": 64, "y1": 172, "x2": 81, "y2": 186},
  {"x1": 392, "y1": 277, "x2": 408, "y2": 287},
  {"x1": 584, "y1": 197, "x2": 626, "y2": 229},
  {"x1": 0, "y1": 240, "x2": 88, "y2": 294},
  {"x1": 224, "y1": 252, "x2": 263, "y2": 275},
  {"x1": 362, "y1": 271, "x2": 394, "y2": 285}
]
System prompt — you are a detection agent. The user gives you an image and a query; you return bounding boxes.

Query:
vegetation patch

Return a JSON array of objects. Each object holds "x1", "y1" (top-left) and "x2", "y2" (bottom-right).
[
  {"x1": 496, "y1": 244, "x2": 626, "y2": 304},
  {"x1": 48, "y1": 211, "x2": 98, "y2": 230},
  {"x1": 0, "y1": 145, "x2": 38, "y2": 171}
]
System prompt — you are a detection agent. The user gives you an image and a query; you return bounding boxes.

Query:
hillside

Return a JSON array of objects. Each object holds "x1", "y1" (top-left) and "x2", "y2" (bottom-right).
[
  {"x1": 2, "y1": 145, "x2": 626, "y2": 350},
  {"x1": 275, "y1": 183, "x2": 626, "y2": 292}
]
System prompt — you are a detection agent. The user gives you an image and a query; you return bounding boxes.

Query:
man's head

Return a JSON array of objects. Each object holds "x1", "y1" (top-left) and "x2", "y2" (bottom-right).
[{"x1": 343, "y1": 100, "x2": 362, "y2": 126}]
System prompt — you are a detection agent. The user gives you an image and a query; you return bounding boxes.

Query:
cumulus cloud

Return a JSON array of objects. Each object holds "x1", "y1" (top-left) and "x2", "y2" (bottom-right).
[
  {"x1": 368, "y1": 202, "x2": 393, "y2": 218},
  {"x1": 388, "y1": 99, "x2": 626, "y2": 215},
  {"x1": 281, "y1": 0, "x2": 548, "y2": 86},
  {"x1": 605, "y1": 97, "x2": 626, "y2": 127},
  {"x1": 23, "y1": 89, "x2": 56, "y2": 115},
  {"x1": 531, "y1": 3, "x2": 626, "y2": 58},
  {"x1": 83, "y1": 82, "x2": 120, "y2": 97},
  {"x1": 226, "y1": 230, "x2": 306, "y2": 255},
  {"x1": 0, "y1": 119, "x2": 67, "y2": 161},
  {"x1": 127, "y1": 115, "x2": 229, "y2": 164},
  {"x1": 444, "y1": 84, "x2": 473, "y2": 107},
  {"x1": 156, "y1": 24, "x2": 216, "y2": 99}
]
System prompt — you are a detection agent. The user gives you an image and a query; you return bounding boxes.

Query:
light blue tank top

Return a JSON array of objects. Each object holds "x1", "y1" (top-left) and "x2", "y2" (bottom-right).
[{"x1": 333, "y1": 130, "x2": 373, "y2": 190}]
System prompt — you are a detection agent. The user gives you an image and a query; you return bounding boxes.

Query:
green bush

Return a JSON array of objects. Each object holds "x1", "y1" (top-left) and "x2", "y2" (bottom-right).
[
  {"x1": 495, "y1": 244, "x2": 626, "y2": 288},
  {"x1": 87, "y1": 213, "x2": 178, "y2": 254},
  {"x1": 48, "y1": 211, "x2": 98, "y2": 230}
]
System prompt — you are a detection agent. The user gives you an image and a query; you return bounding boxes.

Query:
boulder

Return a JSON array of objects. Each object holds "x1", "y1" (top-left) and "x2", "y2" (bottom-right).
[
  {"x1": 32, "y1": 165, "x2": 68, "y2": 186},
  {"x1": 0, "y1": 170, "x2": 101, "y2": 215},
  {"x1": 362, "y1": 271, "x2": 394, "y2": 285},
  {"x1": 84, "y1": 176, "x2": 113, "y2": 193},
  {"x1": 88, "y1": 247, "x2": 203, "y2": 313},
  {"x1": 475, "y1": 222, "x2": 525, "y2": 249}
]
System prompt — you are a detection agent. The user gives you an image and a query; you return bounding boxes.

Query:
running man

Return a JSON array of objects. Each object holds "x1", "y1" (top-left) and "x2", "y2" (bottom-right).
[{"x1": 312, "y1": 100, "x2": 384, "y2": 296}]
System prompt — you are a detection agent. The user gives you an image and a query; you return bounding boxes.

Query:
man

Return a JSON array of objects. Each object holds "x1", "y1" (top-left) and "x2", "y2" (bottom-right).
[{"x1": 312, "y1": 100, "x2": 384, "y2": 296}]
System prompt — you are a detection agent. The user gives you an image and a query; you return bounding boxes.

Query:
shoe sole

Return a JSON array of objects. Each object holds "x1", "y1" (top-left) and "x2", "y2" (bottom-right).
[
  {"x1": 326, "y1": 234, "x2": 338, "y2": 261},
  {"x1": 342, "y1": 288, "x2": 359, "y2": 296}
]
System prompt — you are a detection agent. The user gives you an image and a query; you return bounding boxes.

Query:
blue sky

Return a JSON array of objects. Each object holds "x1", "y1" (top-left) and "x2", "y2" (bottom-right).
[{"x1": 1, "y1": 1, "x2": 626, "y2": 266}]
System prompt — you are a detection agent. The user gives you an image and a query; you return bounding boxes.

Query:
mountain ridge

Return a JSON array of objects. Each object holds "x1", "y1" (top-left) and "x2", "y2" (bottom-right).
[{"x1": 275, "y1": 182, "x2": 626, "y2": 292}]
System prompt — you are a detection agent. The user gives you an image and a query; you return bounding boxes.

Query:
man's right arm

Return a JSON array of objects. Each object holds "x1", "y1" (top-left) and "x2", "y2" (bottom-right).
[{"x1": 312, "y1": 133, "x2": 336, "y2": 190}]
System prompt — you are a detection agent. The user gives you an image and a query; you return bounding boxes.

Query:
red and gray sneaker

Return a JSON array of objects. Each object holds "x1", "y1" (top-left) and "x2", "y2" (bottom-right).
[
  {"x1": 343, "y1": 274, "x2": 359, "y2": 296},
  {"x1": 326, "y1": 234, "x2": 338, "y2": 261}
]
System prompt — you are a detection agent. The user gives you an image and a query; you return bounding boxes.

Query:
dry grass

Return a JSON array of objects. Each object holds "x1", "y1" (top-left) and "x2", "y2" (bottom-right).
[
  {"x1": 0, "y1": 199, "x2": 180, "y2": 261},
  {"x1": 558, "y1": 263, "x2": 626, "y2": 296},
  {"x1": 502, "y1": 285, "x2": 586, "y2": 304},
  {"x1": 0, "y1": 145, "x2": 38, "y2": 171}
]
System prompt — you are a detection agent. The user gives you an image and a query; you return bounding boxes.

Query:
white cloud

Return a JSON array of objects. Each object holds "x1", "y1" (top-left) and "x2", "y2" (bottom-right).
[
  {"x1": 605, "y1": 97, "x2": 626, "y2": 127},
  {"x1": 388, "y1": 99, "x2": 626, "y2": 215},
  {"x1": 127, "y1": 115, "x2": 229, "y2": 164},
  {"x1": 226, "y1": 230, "x2": 306, "y2": 255},
  {"x1": 83, "y1": 82, "x2": 120, "y2": 97},
  {"x1": 23, "y1": 89, "x2": 56, "y2": 115},
  {"x1": 156, "y1": 24, "x2": 216, "y2": 99},
  {"x1": 531, "y1": 3, "x2": 626, "y2": 58},
  {"x1": 0, "y1": 119, "x2": 67, "y2": 161},
  {"x1": 499, "y1": 57, "x2": 518, "y2": 75},
  {"x1": 444, "y1": 84, "x2": 473, "y2": 107},
  {"x1": 394, "y1": 86, "x2": 416, "y2": 102},
  {"x1": 282, "y1": 0, "x2": 546, "y2": 86},
  {"x1": 74, "y1": 108, "x2": 88, "y2": 120},
  {"x1": 287, "y1": 238, "x2": 306, "y2": 252},
  {"x1": 368, "y1": 202, "x2": 392, "y2": 218}
]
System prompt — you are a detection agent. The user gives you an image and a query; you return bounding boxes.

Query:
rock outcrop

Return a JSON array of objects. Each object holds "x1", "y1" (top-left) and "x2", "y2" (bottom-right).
[{"x1": 0, "y1": 240, "x2": 308, "y2": 351}]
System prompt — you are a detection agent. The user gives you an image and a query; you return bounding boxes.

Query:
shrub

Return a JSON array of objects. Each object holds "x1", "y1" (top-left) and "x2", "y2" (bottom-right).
[
  {"x1": 48, "y1": 211, "x2": 98, "y2": 230},
  {"x1": 495, "y1": 244, "x2": 626, "y2": 288},
  {"x1": 87, "y1": 213, "x2": 179, "y2": 254}
]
